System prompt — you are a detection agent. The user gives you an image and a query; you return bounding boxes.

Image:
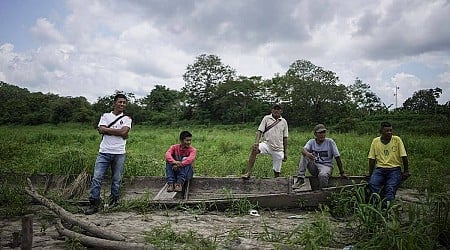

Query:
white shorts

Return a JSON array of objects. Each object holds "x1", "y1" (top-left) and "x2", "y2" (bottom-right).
[{"x1": 258, "y1": 142, "x2": 284, "y2": 172}]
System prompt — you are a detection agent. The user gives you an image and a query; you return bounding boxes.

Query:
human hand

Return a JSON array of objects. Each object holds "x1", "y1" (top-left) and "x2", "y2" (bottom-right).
[
  {"x1": 98, "y1": 127, "x2": 105, "y2": 134},
  {"x1": 402, "y1": 171, "x2": 411, "y2": 181},
  {"x1": 306, "y1": 152, "x2": 314, "y2": 160}
]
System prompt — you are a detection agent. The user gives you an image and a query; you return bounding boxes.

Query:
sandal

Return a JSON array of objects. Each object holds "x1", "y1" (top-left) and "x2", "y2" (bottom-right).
[
  {"x1": 174, "y1": 183, "x2": 183, "y2": 192},
  {"x1": 241, "y1": 173, "x2": 250, "y2": 179},
  {"x1": 167, "y1": 183, "x2": 174, "y2": 192}
]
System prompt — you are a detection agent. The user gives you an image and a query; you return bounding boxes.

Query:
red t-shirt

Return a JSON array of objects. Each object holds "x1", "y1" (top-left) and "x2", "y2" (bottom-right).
[{"x1": 165, "y1": 144, "x2": 197, "y2": 167}]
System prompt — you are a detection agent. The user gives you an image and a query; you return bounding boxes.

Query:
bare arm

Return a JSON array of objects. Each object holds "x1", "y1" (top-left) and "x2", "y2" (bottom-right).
[
  {"x1": 402, "y1": 156, "x2": 410, "y2": 180},
  {"x1": 251, "y1": 131, "x2": 263, "y2": 151},
  {"x1": 98, "y1": 125, "x2": 130, "y2": 139},
  {"x1": 368, "y1": 158, "x2": 376, "y2": 176},
  {"x1": 282, "y1": 137, "x2": 288, "y2": 161},
  {"x1": 335, "y1": 156, "x2": 346, "y2": 176},
  {"x1": 302, "y1": 147, "x2": 314, "y2": 160},
  {"x1": 254, "y1": 131, "x2": 262, "y2": 143}
]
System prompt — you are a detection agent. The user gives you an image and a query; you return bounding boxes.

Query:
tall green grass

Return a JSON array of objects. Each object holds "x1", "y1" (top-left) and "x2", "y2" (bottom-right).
[
  {"x1": 1, "y1": 124, "x2": 449, "y2": 192},
  {"x1": 2, "y1": 124, "x2": 449, "y2": 249},
  {"x1": 330, "y1": 185, "x2": 450, "y2": 249}
]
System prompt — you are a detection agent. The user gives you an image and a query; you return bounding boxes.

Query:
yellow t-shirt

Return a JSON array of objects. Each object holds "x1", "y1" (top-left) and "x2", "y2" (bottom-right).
[{"x1": 368, "y1": 136, "x2": 407, "y2": 168}]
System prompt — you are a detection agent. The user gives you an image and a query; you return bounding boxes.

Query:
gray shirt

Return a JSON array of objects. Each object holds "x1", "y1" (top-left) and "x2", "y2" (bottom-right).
[{"x1": 304, "y1": 138, "x2": 340, "y2": 167}]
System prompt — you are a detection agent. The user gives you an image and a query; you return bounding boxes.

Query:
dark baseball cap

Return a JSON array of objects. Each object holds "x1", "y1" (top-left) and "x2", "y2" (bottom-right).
[
  {"x1": 314, "y1": 124, "x2": 327, "y2": 133},
  {"x1": 272, "y1": 103, "x2": 282, "y2": 109}
]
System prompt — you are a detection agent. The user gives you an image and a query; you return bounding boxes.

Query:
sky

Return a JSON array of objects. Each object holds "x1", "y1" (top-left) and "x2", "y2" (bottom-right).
[{"x1": 1, "y1": 0, "x2": 449, "y2": 107}]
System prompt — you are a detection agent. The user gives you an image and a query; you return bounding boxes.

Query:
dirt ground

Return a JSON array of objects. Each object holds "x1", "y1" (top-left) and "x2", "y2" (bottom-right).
[
  {"x1": 1, "y1": 205, "x2": 334, "y2": 249},
  {"x1": 1, "y1": 189, "x2": 422, "y2": 249}
]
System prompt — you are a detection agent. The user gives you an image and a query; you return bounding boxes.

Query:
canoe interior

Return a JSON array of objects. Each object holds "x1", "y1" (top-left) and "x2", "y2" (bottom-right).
[{"x1": 24, "y1": 174, "x2": 367, "y2": 205}]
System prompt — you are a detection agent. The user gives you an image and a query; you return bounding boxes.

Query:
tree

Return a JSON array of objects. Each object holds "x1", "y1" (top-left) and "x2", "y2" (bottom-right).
[
  {"x1": 92, "y1": 91, "x2": 144, "y2": 124},
  {"x1": 139, "y1": 85, "x2": 183, "y2": 124},
  {"x1": 0, "y1": 81, "x2": 33, "y2": 124},
  {"x1": 182, "y1": 54, "x2": 236, "y2": 121},
  {"x1": 52, "y1": 99, "x2": 73, "y2": 124},
  {"x1": 272, "y1": 60, "x2": 350, "y2": 125},
  {"x1": 93, "y1": 91, "x2": 136, "y2": 114},
  {"x1": 140, "y1": 85, "x2": 180, "y2": 112},
  {"x1": 211, "y1": 76, "x2": 267, "y2": 123},
  {"x1": 403, "y1": 88, "x2": 442, "y2": 114},
  {"x1": 67, "y1": 96, "x2": 94, "y2": 123},
  {"x1": 348, "y1": 77, "x2": 385, "y2": 116}
]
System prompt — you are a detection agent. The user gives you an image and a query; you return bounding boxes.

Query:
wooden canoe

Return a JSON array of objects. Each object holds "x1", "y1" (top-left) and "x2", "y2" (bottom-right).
[{"x1": 27, "y1": 174, "x2": 368, "y2": 209}]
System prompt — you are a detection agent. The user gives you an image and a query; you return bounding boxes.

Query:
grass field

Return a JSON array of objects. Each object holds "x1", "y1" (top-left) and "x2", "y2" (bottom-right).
[
  {"x1": 1, "y1": 123, "x2": 449, "y2": 192},
  {"x1": 1, "y1": 124, "x2": 449, "y2": 249}
]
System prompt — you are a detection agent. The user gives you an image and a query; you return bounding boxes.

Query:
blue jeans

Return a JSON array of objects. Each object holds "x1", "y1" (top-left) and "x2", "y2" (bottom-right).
[
  {"x1": 89, "y1": 153, "x2": 126, "y2": 202},
  {"x1": 165, "y1": 162, "x2": 193, "y2": 184},
  {"x1": 369, "y1": 167, "x2": 402, "y2": 202}
]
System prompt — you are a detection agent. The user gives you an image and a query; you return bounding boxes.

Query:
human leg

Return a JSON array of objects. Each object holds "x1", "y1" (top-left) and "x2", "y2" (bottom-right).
[
  {"x1": 296, "y1": 156, "x2": 310, "y2": 179},
  {"x1": 383, "y1": 167, "x2": 402, "y2": 202},
  {"x1": 86, "y1": 153, "x2": 110, "y2": 214},
  {"x1": 166, "y1": 162, "x2": 176, "y2": 184},
  {"x1": 369, "y1": 168, "x2": 386, "y2": 204},
  {"x1": 242, "y1": 143, "x2": 262, "y2": 179},
  {"x1": 165, "y1": 162, "x2": 176, "y2": 192},
  {"x1": 369, "y1": 168, "x2": 385, "y2": 194},
  {"x1": 89, "y1": 153, "x2": 110, "y2": 202},
  {"x1": 293, "y1": 156, "x2": 314, "y2": 188},
  {"x1": 175, "y1": 165, "x2": 193, "y2": 185},
  {"x1": 271, "y1": 151, "x2": 284, "y2": 177},
  {"x1": 174, "y1": 165, "x2": 194, "y2": 192},
  {"x1": 109, "y1": 154, "x2": 126, "y2": 206},
  {"x1": 316, "y1": 163, "x2": 332, "y2": 188}
]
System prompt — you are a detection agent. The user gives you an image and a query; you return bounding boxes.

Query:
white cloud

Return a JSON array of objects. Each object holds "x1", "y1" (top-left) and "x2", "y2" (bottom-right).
[
  {"x1": 391, "y1": 73, "x2": 421, "y2": 106},
  {"x1": 30, "y1": 18, "x2": 65, "y2": 43},
  {"x1": 0, "y1": 0, "x2": 449, "y2": 105}
]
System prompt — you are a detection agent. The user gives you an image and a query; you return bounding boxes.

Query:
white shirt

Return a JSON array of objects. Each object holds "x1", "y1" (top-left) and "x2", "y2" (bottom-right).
[
  {"x1": 98, "y1": 112, "x2": 132, "y2": 154},
  {"x1": 257, "y1": 114, "x2": 288, "y2": 151}
]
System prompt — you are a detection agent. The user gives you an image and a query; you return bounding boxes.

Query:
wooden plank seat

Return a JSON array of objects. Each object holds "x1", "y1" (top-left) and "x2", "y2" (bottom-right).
[{"x1": 153, "y1": 179, "x2": 191, "y2": 201}]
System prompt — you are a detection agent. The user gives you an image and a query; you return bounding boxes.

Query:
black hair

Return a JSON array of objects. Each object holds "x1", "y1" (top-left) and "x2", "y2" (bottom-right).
[
  {"x1": 114, "y1": 93, "x2": 127, "y2": 101},
  {"x1": 380, "y1": 121, "x2": 392, "y2": 128},
  {"x1": 180, "y1": 131, "x2": 192, "y2": 140}
]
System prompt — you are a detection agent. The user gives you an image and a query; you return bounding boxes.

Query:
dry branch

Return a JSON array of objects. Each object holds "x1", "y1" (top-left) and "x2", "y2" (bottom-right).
[
  {"x1": 62, "y1": 170, "x2": 90, "y2": 199},
  {"x1": 55, "y1": 219, "x2": 152, "y2": 250},
  {"x1": 25, "y1": 178, "x2": 125, "y2": 241}
]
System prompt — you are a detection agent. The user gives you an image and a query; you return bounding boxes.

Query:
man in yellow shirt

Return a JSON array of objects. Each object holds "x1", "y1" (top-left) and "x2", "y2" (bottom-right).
[{"x1": 368, "y1": 122, "x2": 410, "y2": 203}]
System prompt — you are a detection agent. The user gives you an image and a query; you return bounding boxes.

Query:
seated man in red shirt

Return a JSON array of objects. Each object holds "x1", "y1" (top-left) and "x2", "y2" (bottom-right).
[{"x1": 165, "y1": 131, "x2": 197, "y2": 192}]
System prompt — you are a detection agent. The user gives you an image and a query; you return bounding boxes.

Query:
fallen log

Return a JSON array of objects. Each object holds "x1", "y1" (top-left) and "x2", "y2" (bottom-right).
[
  {"x1": 24, "y1": 178, "x2": 125, "y2": 241},
  {"x1": 55, "y1": 219, "x2": 152, "y2": 250}
]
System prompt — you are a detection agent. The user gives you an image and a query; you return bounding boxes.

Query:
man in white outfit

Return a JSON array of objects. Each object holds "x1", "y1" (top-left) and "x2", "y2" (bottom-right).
[{"x1": 242, "y1": 103, "x2": 288, "y2": 179}]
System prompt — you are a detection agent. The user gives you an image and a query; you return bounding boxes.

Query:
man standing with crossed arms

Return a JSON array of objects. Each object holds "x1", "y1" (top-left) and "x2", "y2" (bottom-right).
[
  {"x1": 85, "y1": 93, "x2": 132, "y2": 215},
  {"x1": 242, "y1": 103, "x2": 288, "y2": 179}
]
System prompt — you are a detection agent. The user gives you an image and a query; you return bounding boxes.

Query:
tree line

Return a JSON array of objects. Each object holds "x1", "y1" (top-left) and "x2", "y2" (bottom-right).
[{"x1": 1, "y1": 54, "x2": 449, "y2": 133}]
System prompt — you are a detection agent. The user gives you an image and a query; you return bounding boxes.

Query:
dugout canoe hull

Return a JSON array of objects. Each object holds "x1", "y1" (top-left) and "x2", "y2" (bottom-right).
[
  {"x1": 25, "y1": 174, "x2": 368, "y2": 209},
  {"x1": 151, "y1": 176, "x2": 368, "y2": 209}
]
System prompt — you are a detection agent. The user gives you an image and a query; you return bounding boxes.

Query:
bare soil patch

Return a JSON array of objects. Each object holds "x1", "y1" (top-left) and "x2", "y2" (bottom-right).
[
  {"x1": 1, "y1": 188, "x2": 422, "y2": 249},
  {"x1": 1, "y1": 204, "x2": 322, "y2": 249}
]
